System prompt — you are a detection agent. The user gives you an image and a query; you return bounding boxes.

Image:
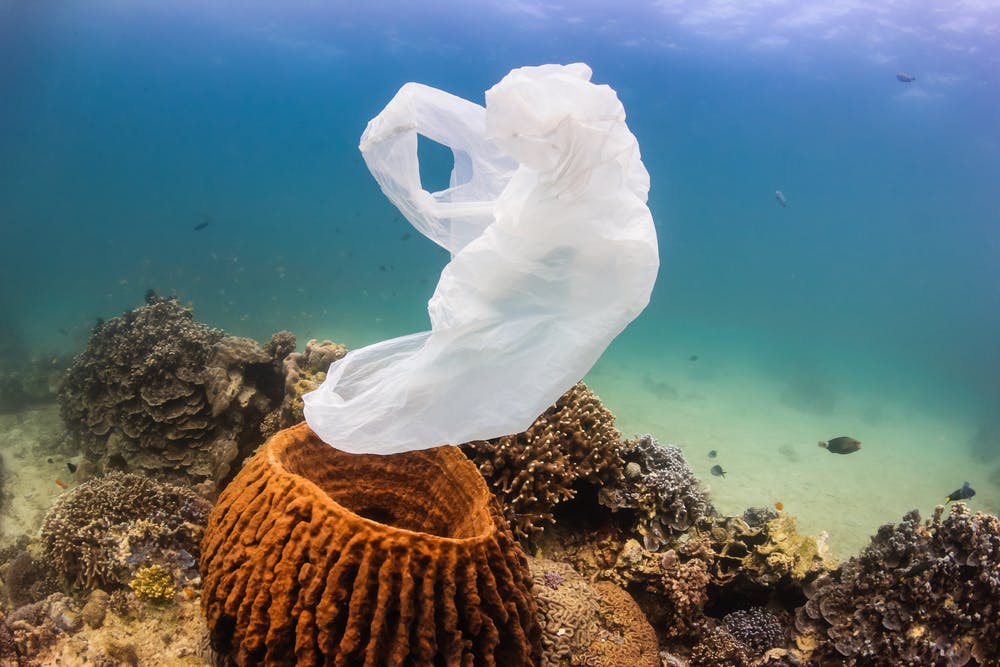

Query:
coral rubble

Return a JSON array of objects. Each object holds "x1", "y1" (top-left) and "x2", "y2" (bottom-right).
[
  {"x1": 201, "y1": 422, "x2": 542, "y2": 666},
  {"x1": 39, "y1": 472, "x2": 210, "y2": 594},
  {"x1": 58, "y1": 293, "x2": 291, "y2": 496},
  {"x1": 795, "y1": 504, "x2": 1000, "y2": 666},
  {"x1": 461, "y1": 381, "x2": 625, "y2": 540}
]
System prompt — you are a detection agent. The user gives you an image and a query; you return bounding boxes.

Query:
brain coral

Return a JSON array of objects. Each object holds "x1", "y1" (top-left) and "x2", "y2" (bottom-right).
[
  {"x1": 795, "y1": 504, "x2": 1000, "y2": 666},
  {"x1": 460, "y1": 382, "x2": 625, "y2": 540},
  {"x1": 598, "y1": 434, "x2": 713, "y2": 550},
  {"x1": 39, "y1": 472, "x2": 210, "y2": 593},
  {"x1": 59, "y1": 293, "x2": 291, "y2": 496},
  {"x1": 529, "y1": 556, "x2": 660, "y2": 667},
  {"x1": 200, "y1": 422, "x2": 542, "y2": 666}
]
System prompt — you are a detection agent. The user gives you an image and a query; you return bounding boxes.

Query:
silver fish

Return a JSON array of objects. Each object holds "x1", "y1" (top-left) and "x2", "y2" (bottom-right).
[
  {"x1": 775, "y1": 190, "x2": 787, "y2": 208},
  {"x1": 896, "y1": 71, "x2": 916, "y2": 83}
]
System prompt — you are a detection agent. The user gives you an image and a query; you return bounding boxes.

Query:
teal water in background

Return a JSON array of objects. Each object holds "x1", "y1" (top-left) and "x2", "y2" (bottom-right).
[{"x1": 3, "y1": 1, "x2": 999, "y2": 545}]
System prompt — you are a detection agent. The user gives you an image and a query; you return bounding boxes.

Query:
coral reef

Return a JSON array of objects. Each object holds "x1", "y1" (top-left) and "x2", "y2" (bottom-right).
[
  {"x1": 201, "y1": 422, "x2": 542, "y2": 666},
  {"x1": 39, "y1": 472, "x2": 210, "y2": 593},
  {"x1": 598, "y1": 433, "x2": 714, "y2": 550},
  {"x1": 722, "y1": 607, "x2": 786, "y2": 659},
  {"x1": 529, "y1": 556, "x2": 660, "y2": 666},
  {"x1": 259, "y1": 338, "x2": 347, "y2": 437},
  {"x1": 128, "y1": 565, "x2": 174, "y2": 605},
  {"x1": 461, "y1": 381, "x2": 625, "y2": 540},
  {"x1": 58, "y1": 293, "x2": 291, "y2": 496},
  {"x1": 794, "y1": 504, "x2": 1000, "y2": 666}
]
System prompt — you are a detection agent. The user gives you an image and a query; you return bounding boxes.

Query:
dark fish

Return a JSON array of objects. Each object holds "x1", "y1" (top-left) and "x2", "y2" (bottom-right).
[
  {"x1": 710, "y1": 464, "x2": 726, "y2": 478},
  {"x1": 66, "y1": 461, "x2": 77, "y2": 473},
  {"x1": 945, "y1": 481, "x2": 975, "y2": 503},
  {"x1": 896, "y1": 71, "x2": 916, "y2": 83},
  {"x1": 775, "y1": 190, "x2": 787, "y2": 208},
  {"x1": 401, "y1": 232, "x2": 412, "y2": 241},
  {"x1": 818, "y1": 436, "x2": 862, "y2": 455},
  {"x1": 193, "y1": 219, "x2": 210, "y2": 231},
  {"x1": 689, "y1": 355, "x2": 699, "y2": 362},
  {"x1": 707, "y1": 450, "x2": 717, "y2": 459}
]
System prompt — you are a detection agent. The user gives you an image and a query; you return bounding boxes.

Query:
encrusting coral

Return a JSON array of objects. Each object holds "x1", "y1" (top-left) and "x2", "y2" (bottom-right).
[
  {"x1": 461, "y1": 381, "x2": 625, "y2": 540},
  {"x1": 794, "y1": 503, "x2": 1000, "y2": 666},
  {"x1": 39, "y1": 472, "x2": 210, "y2": 593},
  {"x1": 200, "y1": 422, "x2": 542, "y2": 666},
  {"x1": 598, "y1": 433, "x2": 714, "y2": 550},
  {"x1": 58, "y1": 292, "x2": 292, "y2": 497}
]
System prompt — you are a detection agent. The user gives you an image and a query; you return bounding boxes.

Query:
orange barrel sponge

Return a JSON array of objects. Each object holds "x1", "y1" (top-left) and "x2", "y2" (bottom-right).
[{"x1": 200, "y1": 422, "x2": 542, "y2": 666}]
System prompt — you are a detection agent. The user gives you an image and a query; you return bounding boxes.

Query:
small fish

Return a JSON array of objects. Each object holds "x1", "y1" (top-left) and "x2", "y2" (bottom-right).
[
  {"x1": 774, "y1": 501, "x2": 784, "y2": 511},
  {"x1": 710, "y1": 464, "x2": 726, "y2": 478},
  {"x1": 818, "y1": 436, "x2": 862, "y2": 455},
  {"x1": 945, "y1": 481, "x2": 975, "y2": 503},
  {"x1": 775, "y1": 190, "x2": 787, "y2": 208},
  {"x1": 899, "y1": 559, "x2": 935, "y2": 579},
  {"x1": 193, "y1": 218, "x2": 211, "y2": 231},
  {"x1": 707, "y1": 450, "x2": 717, "y2": 459},
  {"x1": 54, "y1": 479, "x2": 67, "y2": 489},
  {"x1": 689, "y1": 355, "x2": 699, "y2": 362},
  {"x1": 896, "y1": 71, "x2": 916, "y2": 83},
  {"x1": 66, "y1": 461, "x2": 77, "y2": 473},
  {"x1": 401, "y1": 232, "x2": 412, "y2": 241}
]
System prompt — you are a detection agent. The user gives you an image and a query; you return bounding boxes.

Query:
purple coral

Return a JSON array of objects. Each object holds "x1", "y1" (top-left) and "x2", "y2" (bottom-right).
[{"x1": 598, "y1": 434, "x2": 713, "y2": 550}]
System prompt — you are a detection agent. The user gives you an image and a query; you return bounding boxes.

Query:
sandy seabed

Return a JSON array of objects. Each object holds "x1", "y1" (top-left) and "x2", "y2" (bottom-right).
[{"x1": 586, "y1": 349, "x2": 1000, "y2": 561}]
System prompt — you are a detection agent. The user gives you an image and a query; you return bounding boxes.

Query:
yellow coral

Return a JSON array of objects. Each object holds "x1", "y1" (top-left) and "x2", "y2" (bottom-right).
[{"x1": 129, "y1": 564, "x2": 175, "y2": 604}]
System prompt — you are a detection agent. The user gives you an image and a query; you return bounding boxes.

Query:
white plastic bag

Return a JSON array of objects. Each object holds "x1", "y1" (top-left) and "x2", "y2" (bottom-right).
[{"x1": 303, "y1": 63, "x2": 659, "y2": 454}]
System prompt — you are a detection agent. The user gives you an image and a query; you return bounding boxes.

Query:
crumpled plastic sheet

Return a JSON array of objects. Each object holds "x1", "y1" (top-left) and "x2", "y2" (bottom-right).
[{"x1": 304, "y1": 63, "x2": 659, "y2": 454}]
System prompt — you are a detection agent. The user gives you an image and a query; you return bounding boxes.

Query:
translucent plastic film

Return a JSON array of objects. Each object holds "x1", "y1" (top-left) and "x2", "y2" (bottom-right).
[{"x1": 303, "y1": 63, "x2": 659, "y2": 454}]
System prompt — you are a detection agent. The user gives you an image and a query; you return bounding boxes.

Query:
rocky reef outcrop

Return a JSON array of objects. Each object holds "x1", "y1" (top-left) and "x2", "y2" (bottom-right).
[
  {"x1": 259, "y1": 338, "x2": 347, "y2": 437},
  {"x1": 58, "y1": 293, "x2": 292, "y2": 496}
]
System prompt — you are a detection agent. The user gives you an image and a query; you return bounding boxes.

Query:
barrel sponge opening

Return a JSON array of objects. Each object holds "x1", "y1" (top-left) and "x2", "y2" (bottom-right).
[{"x1": 200, "y1": 422, "x2": 542, "y2": 666}]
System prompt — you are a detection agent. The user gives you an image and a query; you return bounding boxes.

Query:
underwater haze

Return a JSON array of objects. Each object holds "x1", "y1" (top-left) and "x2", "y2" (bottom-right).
[{"x1": 2, "y1": 0, "x2": 999, "y2": 556}]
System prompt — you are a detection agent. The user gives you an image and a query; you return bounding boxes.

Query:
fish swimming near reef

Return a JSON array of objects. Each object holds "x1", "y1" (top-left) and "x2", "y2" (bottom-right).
[
  {"x1": 710, "y1": 464, "x2": 726, "y2": 478},
  {"x1": 945, "y1": 481, "x2": 975, "y2": 503},
  {"x1": 896, "y1": 71, "x2": 916, "y2": 83},
  {"x1": 818, "y1": 436, "x2": 862, "y2": 455},
  {"x1": 775, "y1": 190, "x2": 787, "y2": 208},
  {"x1": 707, "y1": 450, "x2": 717, "y2": 459}
]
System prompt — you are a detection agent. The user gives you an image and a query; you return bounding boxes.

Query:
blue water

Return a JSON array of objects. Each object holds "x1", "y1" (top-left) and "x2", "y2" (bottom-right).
[{"x1": 3, "y1": 1, "x2": 999, "y2": 547}]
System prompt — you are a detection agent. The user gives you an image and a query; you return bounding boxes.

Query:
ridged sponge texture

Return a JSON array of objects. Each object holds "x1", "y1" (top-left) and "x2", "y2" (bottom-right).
[{"x1": 200, "y1": 422, "x2": 542, "y2": 666}]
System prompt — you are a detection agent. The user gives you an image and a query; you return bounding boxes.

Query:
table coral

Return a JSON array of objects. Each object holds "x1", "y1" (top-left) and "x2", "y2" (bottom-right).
[
  {"x1": 794, "y1": 504, "x2": 1000, "y2": 666},
  {"x1": 59, "y1": 293, "x2": 291, "y2": 497},
  {"x1": 39, "y1": 472, "x2": 210, "y2": 593},
  {"x1": 200, "y1": 422, "x2": 542, "y2": 666},
  {"x1": 461, "y1": 381, "x2": 625, "y2": 540}
]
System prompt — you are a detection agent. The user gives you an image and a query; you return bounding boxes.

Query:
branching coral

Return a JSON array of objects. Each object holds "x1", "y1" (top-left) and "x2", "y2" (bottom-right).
[
  {"x1": 59, "y1": 293, "x2": 291, "y2": 496},
  {"x1": 598, "y1": 434, "x2": 713, "y2": 550},
  {"x1": 39, "y1": 472, "x2": 210, "y2": 593},
  {"x1": 461, "y1": 381, "x2": 625, "y2": 540},
  {"x1": 794, "y1": 504, "x2": 1000, "y2": 666}
]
